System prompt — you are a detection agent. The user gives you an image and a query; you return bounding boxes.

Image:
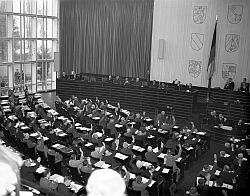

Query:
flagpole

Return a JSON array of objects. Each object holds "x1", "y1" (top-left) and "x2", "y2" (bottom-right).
[{"x1": 206, "y1": 16, "x2": 217, "y2": 119}]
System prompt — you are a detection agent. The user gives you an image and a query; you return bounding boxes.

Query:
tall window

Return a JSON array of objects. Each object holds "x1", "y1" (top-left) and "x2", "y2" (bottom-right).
[{"x1": 0, "y1": 0, "x2": 58, "y2": 95}]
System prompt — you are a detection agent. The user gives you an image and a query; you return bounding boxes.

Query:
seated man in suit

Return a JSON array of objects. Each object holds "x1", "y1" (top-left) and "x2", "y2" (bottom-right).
[
  {"x1": 164, "y1": 143, "x2": 182, "y2": 182},
  {"x1": 155, "y1": 110, "x2": 166, "y2": 127},
  {"x1": 224, "y1": 78, "x2": 235, "y2": 90},
  {"x1": 120, "y1": 137, "x2": 135, "y2": 156},
  {"x1": 218, "y1": 165, "x2": 236, "y2": 185},
  {"x1": 113, "y1": 76, "x2": 121, "y2": 84},
  {"x1": 145, "y1": 144, "x2": 163, "y2": 164},
  {"x1": 20, "y1": 159, "x2": 40, "y2": 182},
  {"x1": 40, "y1": 170, "x2": 58, "y2": 191},
  {"x1": 132, "y1": 171, "x2": 153, "y2": 196},
  {"x1": 78, "y1": 157, "x2": 93, "y2": 175},
  {"x1": 91, "y1": 142, "x2": 106, "y2": 159},
  {"x1": 69, "y1": 148, "x2": 84, "y2": 168},
  {"x1": 123, "y1": 77, "x2": 130, "y2": 85},
  {"x1": 239, "y1": 78, "x2": 249, "y2": 92},
  {"x1": 216, "y1": 151, "x2": 231, "y2": 169},
  {"x1": 134, "y1": 77, "x2": 141, "y2": 87},
  {"x1": 57, "y1": 176, "x2": 76, "y2": 196}
]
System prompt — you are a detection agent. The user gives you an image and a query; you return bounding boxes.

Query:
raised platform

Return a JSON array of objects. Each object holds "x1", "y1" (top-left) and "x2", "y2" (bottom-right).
[{"x1": 56, "y1": 79, "x2": 198, "y2": 119}]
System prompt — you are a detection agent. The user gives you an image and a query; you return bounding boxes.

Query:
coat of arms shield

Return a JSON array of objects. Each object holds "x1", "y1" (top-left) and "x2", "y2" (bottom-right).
[
  {"x1": 225, "y1": 34, "x2": 240, "y2": 53},
  {"x1": 222, "y1": 63, "x2": 237, "y2": 80},
  {"x1": 188, "y1": 60, "x2": 202, "y2": 78},
  {"x1": 193, "y1": 6, "x2": 207, "y2": 24},
  {"x1": 227, "y1": 5, "x2": 243, "y2": 24}
]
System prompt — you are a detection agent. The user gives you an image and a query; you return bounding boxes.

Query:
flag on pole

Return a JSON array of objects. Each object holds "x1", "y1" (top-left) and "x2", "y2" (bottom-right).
[{"x1": 207, "y1": 21, "x2": 217, "y2": 83}]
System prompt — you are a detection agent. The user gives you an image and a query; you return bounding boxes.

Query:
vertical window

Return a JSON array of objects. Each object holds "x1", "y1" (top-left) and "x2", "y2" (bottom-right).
[{"x1": 0, "y1": 0, "x2": 58, "y2": 93}]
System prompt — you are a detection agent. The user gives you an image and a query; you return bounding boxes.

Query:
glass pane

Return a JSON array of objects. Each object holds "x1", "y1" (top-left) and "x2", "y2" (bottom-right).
[
  {"x1": 37, "y1": 62, "x2": 46, "y2": 91},
  {"x1": 37, "y1": 18, "x2": 44, "y2": 38},
  {"x1": 0, "y1": 14, "x2": 7, "y2": 37},
  {"x1": 47, "y1": 0, "x2": 53, "y2": 16},
  {"x1": 13, "y1": 15, "x2": 21, "y2": 37},
  {"x1": 0, "y1": 0, "x2": 11, "y2": 12},
  {"x1": 47, "y1": 18, "x2": 52, "y2": 38},
  {"x1": 52, "y1": 19, "x2": 57, "y2": 38},
  {"x1": 24, "y1": 16, "x2": 32, "y2": 38},
  {"x1": 13, "y1": 64, "x2": 22, "y2": 85},
  {"x1": 13, "y1": 39, "x2": 21, "y2": 61},
  {"x1": 37, "y1": 40, "x2": 44, "y2": 59},
  {"x1": 46, "y1": 63, "x2": 52, "y2": 90},
  {"x1": 13, "y1": 0, "x2": 20, "y2": 13},
  {"x1": 37, "y1": 0, "x2": 44, "y2": 15},
  {"x1": 24, "y1": 0, "x2": 32, "y2": 14},
  {"x1": 46, "y1": 40, "x2": 52, "y2": 59},
  {"x1": 24, "y1": 40, "x2": 33, "y2": 61},
  {"x1": 52, "y1": 0, "x2": 57, "y2": 17},
  {"x1": 0, "y1": 40, "x2": 8, "y2": 62},
  {"x1": 0, "y1": 65, "x2": 8, "y2": 95},
  {"x1": 23, "y1": 63, "x2": 32, "y2": 84}
]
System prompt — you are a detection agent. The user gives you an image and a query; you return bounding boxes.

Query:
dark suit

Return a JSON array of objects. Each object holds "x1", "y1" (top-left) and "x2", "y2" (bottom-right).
[
  {"x1": 239, "y1": 82, "x2": 249, "y2": 92},
  {"x1": 57, "y1": 183, "x2": 75, "y2": 196},
  {"x1": 224, "y1": 82, "x2": 235, "y2": 90},
  {"x1": 20, "y1": 164, "x2": 39, "y2": 182}
]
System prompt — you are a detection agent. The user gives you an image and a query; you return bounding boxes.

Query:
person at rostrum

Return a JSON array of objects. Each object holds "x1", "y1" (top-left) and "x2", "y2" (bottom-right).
[{"x1": 224, "y1": 78, "x2": 235, "y2": 90}]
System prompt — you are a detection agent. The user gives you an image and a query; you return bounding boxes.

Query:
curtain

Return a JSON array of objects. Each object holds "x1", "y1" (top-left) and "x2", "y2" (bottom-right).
[
  {"x1": 60, "y1": 0, "x2": 154, "y2": 79},
  {"x1": 150, "y1": 0, "x2": 250, "y2": 88}
]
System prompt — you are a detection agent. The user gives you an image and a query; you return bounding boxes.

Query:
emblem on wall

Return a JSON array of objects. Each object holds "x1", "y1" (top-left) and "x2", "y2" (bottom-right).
[
  {"x1": 188, "y1": 60, "x2": 202, "y2": 78},
  {"x1": 225, "y1": 34, "x2": 240, "y2": 53},
  {"x1": 191, "y1": 33, "x2": 204, "y2": 51},
  {"x1": 222, "y1": 63, "x2": 237, "y2": 80},
  {"x1": 193, "y1": 6, "x2": 207, "y2": 24},
  {"x1": 227, "y1": 5, "x2": 243, "y2": 24}
]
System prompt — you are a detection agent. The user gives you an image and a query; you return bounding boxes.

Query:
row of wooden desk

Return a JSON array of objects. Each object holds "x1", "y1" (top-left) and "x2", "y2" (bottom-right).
[
  {"x1": 57, "y1": 80, "x2": 198, "y2": 119},
  {"x1": 57, "y1": 79, "x2": 250, "y2": 121}
]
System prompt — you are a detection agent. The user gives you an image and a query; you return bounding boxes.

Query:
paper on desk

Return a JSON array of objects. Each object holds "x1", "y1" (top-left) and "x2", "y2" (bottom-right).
[
  {"x1": 158, "y1": 153, "x2": 167, "y2": 159},
  {"x1": 85, "y1": 142, "x2": 93, "y2": 147},
  {"x1": 58, "y1": 132, "x2": 67, "y2": 137},
  {"x1": 30, "y1": 132, "x2": 39, "y2": 137},
  {"x1": 142, "y1": 161, "x2": 152, "y2": 168},
  {"x1": 155, "y1": 166, "x2": 161, "y2": 171},
  {"x1": 115, "y1": 124, "x2": 123, "y2": 128},
  {"x1": 36, "y1": 166, "x2": 46, "y2": 174},
  {"x1": 186, "y1": 147, "x2": 194, "y2": 151},
  {"x1": 224, "y1": 153, "x2": 230, "y2": 157},
  {"x1": 153, "y1": 147, "x2": 158, "y2": 153},
  {"x1": 75, "y1": 123, "x2": 82, "y2": 127},
  {"x1": 147, "y1": 135, "x2": 155, "y2": 139},
  {"x1": 115, "y1": 152, "x2": 128, "y2": 160},
  {"x1": 162, "y1": 168, "x2": 170, "y2": 173},
  {"x1": 209, "y1": 181, "x2": 213, "y2": 187},
  {"x1": 176, "y1": 157, "x2": 182, "y2": 162},
  {"x1": 141, "y1": 177, "x2": 155, "y2": 187},
  {"x1": 196, "y1": 132, "x2": 206, "y2": 135},
  {"x1": 70, "y1": 182, "x2": 84, "y2": 192},
  {"x1": 104, "y1": 137, "x2": 113, "y2": 142},
  {"x1": 215, "y1": 170, "x2": 221, "y2": 176},
  {"x1": 49, "y1": 174, "x2": 64, "y2": 183}
]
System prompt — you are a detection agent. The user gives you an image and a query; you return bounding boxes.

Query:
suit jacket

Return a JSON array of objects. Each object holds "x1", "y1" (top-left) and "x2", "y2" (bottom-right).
[
  {"x1": 20, "y1": 164, "x2": 39, "y2": 182},
  {"x1": 145, "y1": 148, "x2": 162, "y2": 163},
  {"x1": 239, "y1": 82, "x2": 249, "y2": 92},
  {"x1": 224, "y1": 82, "x2": 235, "y2": 90},
  {"x1": 57, "y1": 183, "x2": 75, "y2": 196}
]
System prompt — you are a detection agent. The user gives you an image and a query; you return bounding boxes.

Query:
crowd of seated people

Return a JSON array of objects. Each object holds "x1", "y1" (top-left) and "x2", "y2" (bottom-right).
[
  {"x1": 0, "y1": 89, "x2": 213, "y2": 196},
  {"x1": 59, "y1": 71, "x2": 250, "y2": 94},
  {"x1": 184, "y1": 137, "x2": 249, "y2": 196}
]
